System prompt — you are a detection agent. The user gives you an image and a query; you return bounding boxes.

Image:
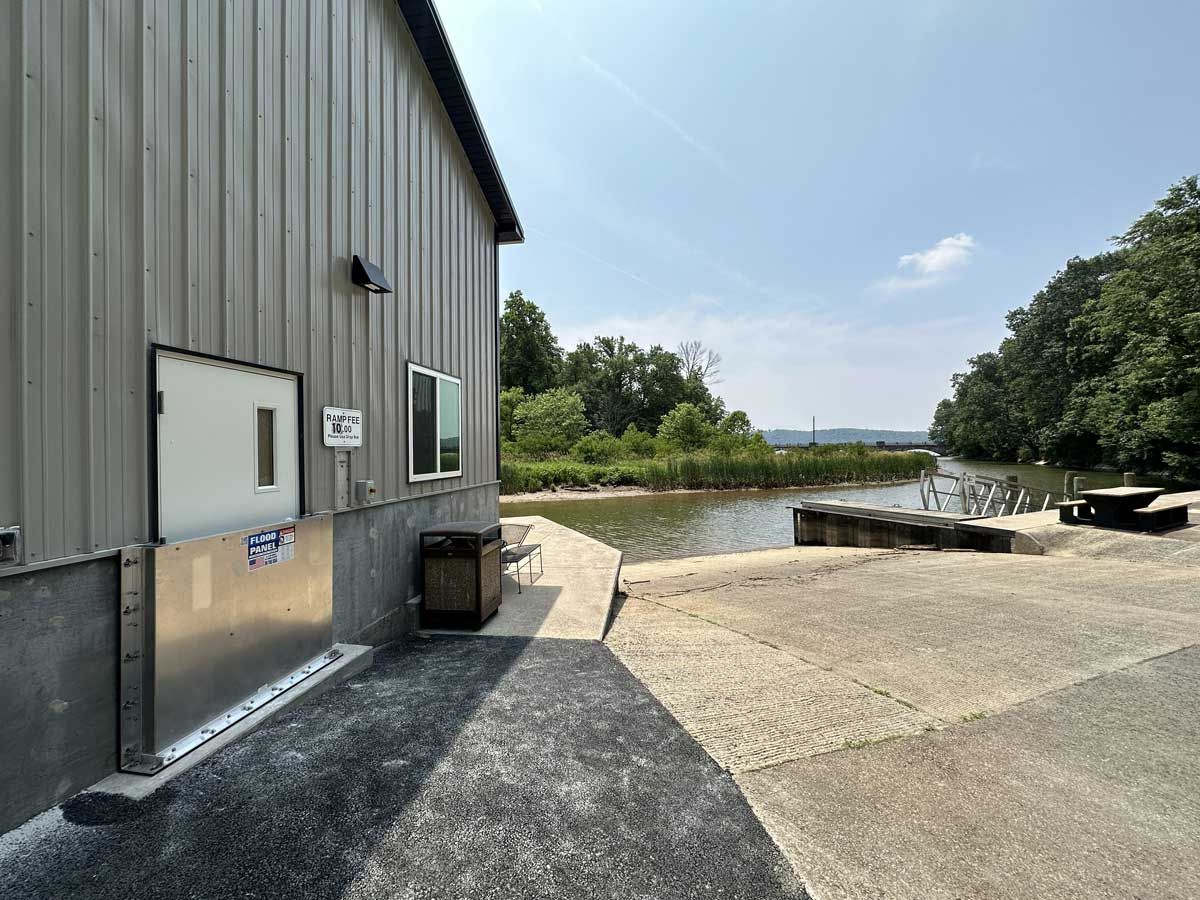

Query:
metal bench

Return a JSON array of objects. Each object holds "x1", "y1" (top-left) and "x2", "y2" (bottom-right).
[
  {"x1": 1055, "y1": 499, "x2": 1091, "y2": 524},
  {"x1": 1133, "y1": 501, "x2": 1191, "y2": 533},
  {"x1": 500, "y1": 523, "x2": 543, "y2": 593}
]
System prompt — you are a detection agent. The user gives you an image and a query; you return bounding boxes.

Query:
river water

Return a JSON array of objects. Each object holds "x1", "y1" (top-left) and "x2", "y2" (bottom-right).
[{"x1": 500, "y1": 458, "x2": 1170, "y2": 562}]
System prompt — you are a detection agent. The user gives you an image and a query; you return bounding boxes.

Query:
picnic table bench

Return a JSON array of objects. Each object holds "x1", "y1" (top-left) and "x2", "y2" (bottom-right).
[
  {"x1": 1134, "y1": 499, "x2": 1192, "y2": 532},
  {"x1": 1056, "y1": 499, "x2": 1090, "y2": 524},
  {"x1": 1080, "y1": 486, "x2": 1164, "y2": 529},
  {"x1": 1054, "y1": 487, "x2": 1192, "y2": 532}
]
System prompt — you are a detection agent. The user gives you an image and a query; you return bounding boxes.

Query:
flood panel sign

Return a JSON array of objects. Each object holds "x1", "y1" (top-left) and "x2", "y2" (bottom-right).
[{"x1": 245, "y1": 526, "x2": 296, "y2": 571}]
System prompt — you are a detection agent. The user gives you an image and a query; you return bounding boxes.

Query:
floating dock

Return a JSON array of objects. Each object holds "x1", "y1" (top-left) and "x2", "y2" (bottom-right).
[{"x1": 791, "y1": 501, "x2": 1053, "y2": 553}]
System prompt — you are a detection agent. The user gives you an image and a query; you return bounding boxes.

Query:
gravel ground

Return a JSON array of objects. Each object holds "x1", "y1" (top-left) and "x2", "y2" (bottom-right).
[{"x1": 0, "y1": 636, "x2": 806, "y2": 900}]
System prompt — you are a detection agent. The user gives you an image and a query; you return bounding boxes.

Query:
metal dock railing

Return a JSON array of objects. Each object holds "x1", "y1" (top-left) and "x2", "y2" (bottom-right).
[{"x1": 919, "y1": 468, "x2": 1065, "y2": 517}]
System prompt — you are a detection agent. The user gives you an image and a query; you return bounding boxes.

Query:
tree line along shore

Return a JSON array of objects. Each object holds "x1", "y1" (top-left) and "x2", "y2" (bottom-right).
[
  {"x1": 496, "y1": 291, "x2": 929, "y2": 495},
  {"x1": 931, "y1": 176, "x2": 1199, "y2": 483}
]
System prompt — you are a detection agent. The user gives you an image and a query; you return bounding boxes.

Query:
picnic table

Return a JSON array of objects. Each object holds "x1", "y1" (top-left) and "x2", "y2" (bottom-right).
[{"x1": 1079, "y1": 486, "x2": 1165, "y2": 529}]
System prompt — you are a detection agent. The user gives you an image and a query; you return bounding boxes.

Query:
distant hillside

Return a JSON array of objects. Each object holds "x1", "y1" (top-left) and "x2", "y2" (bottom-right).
[{"x1": 760, "y1": 428, "x2": 930, "y2": 446}]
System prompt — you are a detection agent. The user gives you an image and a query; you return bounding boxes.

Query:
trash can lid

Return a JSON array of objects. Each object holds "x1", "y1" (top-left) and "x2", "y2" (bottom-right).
[{"x1": 419, "y1": 521, "x2": 499, "y2": 537}]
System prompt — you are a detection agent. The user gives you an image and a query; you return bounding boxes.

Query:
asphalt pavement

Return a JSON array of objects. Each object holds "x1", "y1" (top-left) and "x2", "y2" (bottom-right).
[{"x1": 0, "y1": 636, "x2": 806, "y2": 900}]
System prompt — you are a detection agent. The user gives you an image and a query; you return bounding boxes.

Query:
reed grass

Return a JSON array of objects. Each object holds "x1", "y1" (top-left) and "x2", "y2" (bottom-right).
[
  {"x1": 501, "y1": 451, "x2": 927, "y2": 494},
  {"x1": 499, "y1": 460, "x2": 648, "y2": 494}
]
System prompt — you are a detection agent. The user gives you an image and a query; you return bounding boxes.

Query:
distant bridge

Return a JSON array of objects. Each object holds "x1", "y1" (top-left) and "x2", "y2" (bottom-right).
[
  {"x1": 872, "y1": 442, "x2": 948, "y2": 455},
  {"x1": 771, "y1": 441, "x2": 948, "y2": 455}
]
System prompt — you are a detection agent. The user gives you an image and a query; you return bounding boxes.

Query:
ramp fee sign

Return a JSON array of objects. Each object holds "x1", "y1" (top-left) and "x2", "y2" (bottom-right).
[
  {"x1": 245, "y1": 526, "x2": 296, "y2": 571},
  {"x1": 323, "y1": 407, "x2": 362, "y2": 447}
]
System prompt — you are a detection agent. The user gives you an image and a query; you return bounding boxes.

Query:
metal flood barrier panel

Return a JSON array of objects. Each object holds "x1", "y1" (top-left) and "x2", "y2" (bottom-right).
[{"x1": 120, "y1": 515, "x2": 338, "y2": 774}]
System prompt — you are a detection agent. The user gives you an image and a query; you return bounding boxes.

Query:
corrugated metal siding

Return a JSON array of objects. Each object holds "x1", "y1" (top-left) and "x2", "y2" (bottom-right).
[
  {"x1": 0, "y1": 3, "x2": 22, "y2": 539},
  {"x1": 7, "y1": 0, "x2": 500, "y2": 565}
]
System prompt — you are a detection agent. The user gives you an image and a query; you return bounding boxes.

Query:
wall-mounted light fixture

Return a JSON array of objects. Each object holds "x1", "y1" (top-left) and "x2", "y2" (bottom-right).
[{"x1": 351, "y1": 255, "x2": 393, "y2": 294}]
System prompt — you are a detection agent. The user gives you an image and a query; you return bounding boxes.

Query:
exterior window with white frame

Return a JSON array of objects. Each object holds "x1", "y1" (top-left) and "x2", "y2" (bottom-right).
[{"x1": 408, "y1": 363, "x2": 462, "y2": 481}]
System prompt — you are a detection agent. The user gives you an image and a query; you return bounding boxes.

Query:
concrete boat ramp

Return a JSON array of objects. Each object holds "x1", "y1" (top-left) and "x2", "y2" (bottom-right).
[{"x1": 611, "y1": 541, "x2": 1200, "y2": 900}]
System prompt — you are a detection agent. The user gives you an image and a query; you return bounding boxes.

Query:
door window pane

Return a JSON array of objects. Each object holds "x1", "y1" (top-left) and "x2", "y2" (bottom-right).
[
  {"x1": 256, "y1": 407, "x2": 276, "y2": 488},
  {"x1": 439, "y1": 379, "x2": 461, "y2": 474},
  {"x1": 411, "y1": 370, "x2": 438, "y2": 476}
]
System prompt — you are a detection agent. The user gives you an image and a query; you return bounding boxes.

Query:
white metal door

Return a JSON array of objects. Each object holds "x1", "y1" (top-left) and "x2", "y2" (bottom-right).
[{"x1": 157, "y1": 352, "x2": 300, "y2": 542}]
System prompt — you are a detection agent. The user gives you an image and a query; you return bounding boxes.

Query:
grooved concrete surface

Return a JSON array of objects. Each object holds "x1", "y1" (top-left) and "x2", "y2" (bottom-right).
[
  {"x1": 738, "y1": 646, "x2": 1200, "y2": 900},
  {"x1": 609, "y1": 546, "x2": 1200, "y2": 900},
  {"x1": 606, "y1": 591, "x2": 936, "y2": 773},
  {"x1": 615, "y1": 547, "x2": 1200, "y2": 723},
  {"x1": 0, "y1": 637, "x2": 805, "y2": 900},
  {"x1": 1029, "y1": 515, "x2": 1200, "y2": 563}
]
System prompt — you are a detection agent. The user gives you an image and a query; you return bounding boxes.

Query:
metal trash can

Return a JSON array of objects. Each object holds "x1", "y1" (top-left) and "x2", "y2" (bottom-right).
[{"x1": 419, "y1": 521, "x2": 503, "y2": 630}]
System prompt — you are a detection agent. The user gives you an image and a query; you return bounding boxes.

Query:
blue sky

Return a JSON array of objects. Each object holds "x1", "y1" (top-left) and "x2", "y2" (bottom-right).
[{"x1": 438, "y1": 0, "x2": 1200, "y2": 430}]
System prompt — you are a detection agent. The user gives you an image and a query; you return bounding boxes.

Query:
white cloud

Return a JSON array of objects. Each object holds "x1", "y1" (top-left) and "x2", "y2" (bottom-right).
[
  {"x1": 898, "y1": 233, "x2": 976, "y2": 275},
  {"x1": 557, "y1": 298, "x2": 994, "y2": 430},
  {"x1": 872, "y1": 233, "x2": 976, "y2": 295}
]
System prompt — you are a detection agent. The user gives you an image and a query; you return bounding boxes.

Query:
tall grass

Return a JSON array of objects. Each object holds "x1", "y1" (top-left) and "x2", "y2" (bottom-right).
[
  {"x1": 500, "y1": 460, "x2": 648, "y2": 494},
  {"x1": 500, "y1": 451, "x2": 927, "y2": 494}
]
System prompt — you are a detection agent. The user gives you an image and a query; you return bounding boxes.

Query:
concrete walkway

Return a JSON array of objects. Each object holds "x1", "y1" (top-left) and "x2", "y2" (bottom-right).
[
  {"x1": 427, "y1": 516, "x2": 622, "y2": 640},
  {"x1": 608, "y1": 546, "x2": 1200, "y2": 899},
  {"x1": 1026, "y1": 513, "x2": 1200, "y2": 564},
  {"x1": 967, "y1": 489, "x2": 1200, "y2": 558},
  {"x1": 0, "y1": 638, "x2": 806, "y2": 900}
]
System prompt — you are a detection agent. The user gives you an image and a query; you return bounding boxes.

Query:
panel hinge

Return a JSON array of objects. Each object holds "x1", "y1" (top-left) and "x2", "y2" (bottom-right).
[{"x1": 157, "y1": 390, "x2": 165, "y2": 414}]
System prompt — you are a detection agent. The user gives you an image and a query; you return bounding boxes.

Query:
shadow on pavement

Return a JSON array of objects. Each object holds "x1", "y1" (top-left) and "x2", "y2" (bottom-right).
[{"x1": 1, "y1": 636, "x2": 807, "y2": 900}]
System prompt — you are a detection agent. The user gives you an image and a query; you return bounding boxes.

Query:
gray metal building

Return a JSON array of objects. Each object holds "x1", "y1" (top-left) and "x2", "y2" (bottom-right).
[{"x1": 0, "y1": 0, "x2": 521, "y2": 833}]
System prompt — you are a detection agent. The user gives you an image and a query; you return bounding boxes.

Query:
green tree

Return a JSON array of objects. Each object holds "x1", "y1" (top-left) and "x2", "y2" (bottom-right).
[
  {"x1": 561, "y1": 336, "x2": 726, "y2": 434},
  {"x1": 709, "y1": 410, "x2": 759, "y2": 456},
  {"x1": 570, "y1": 431, "x2": 623, "y2": 464},
  {"x1": 500, "y1": 291, "x2": 562, "y2": 395},
  {"x1": 679, "y1": 374, "x2": 726, "y2": 424},
  {"x1": 499, "y1": 386, "x2": 525, "y2": 443},
  {"x1": 1067, "y1": 176, "x2": 1200, "y2": 478},
  {"x1": 719, "y1": 410, "x2": 754, "y2": 437},
  {"x1": 930, "y1": 175, "x2": 1200, "y2": 478},
  {"x1": 658, "y1": 402, "x2": 714, "y2": 452},
  {"x1": 1000, "y1": 252, "x2": 1126, "y2": 460},
  {"x1": 928, "y1": 353, "x2": 1019, "y2": 460},
  {"x1": 619, "y1": 423, "x2": 657, "y2": 458},
  {"x1": 561, "y1": 336, "x2": 643, "y2": 434},
  {"x1": 637, "y1": 344, "x2": 692, "y2": 431},
  {"x1": 512, "y1": 389, "x2": 589, "y2": 457}
]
